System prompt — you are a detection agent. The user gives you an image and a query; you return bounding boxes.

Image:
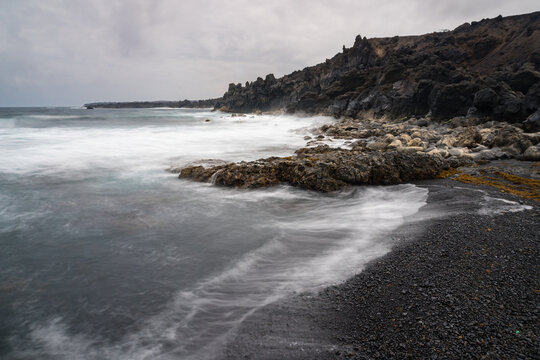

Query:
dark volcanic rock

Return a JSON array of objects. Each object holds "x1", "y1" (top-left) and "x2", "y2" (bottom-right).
[
  {"x1": 452, "y1": 127, "x2": 482, "y2": 148},
  {"x1": 482, "y1": 125, "x2": 533, "y2": 153},
  {"x1": 473, "y1": 88, "x2": 499, "y2": 111},
  {"x1": 525, "y1": 82, "x2": 540, "y2": 111},
  {"x1": 507, "y1": 67, "x2": 540, "y2": 93},
  {"x1": 523, "y1": 110, "x2": 540, "y2": 132},
  {"x1": 431, "y1": 81, "x2": 480, "y2": 118},
  {"x1": 214, "y1": 12, "x2": 540, "y2": 123},
  {"x1": 472, "y1": 35, "x2": 501, "y2": 59},
  {"x1": 179, "y1": 147, "x2": 464, "y2": 192},
  {"x1": 493, "y1": 89, "x2": 525, "y2": 120}
]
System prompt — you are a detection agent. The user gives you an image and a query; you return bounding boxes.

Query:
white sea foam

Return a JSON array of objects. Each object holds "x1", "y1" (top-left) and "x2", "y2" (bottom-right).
[
  {"x1": 478, "y1": 195, "x2": 533, "y2": 215},
  {"x1": 419, "y1": 184, "x2": 534, "y2": 217},
  {"x1": 0, "y1": 111, "x2": 331, "y2": 177},
  {"x1": 24, "y1": 114, "x2": 82, "y2": 120}
]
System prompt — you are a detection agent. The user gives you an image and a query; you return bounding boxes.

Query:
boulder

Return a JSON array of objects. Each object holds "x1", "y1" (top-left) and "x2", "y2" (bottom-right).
[
  {"x1": 430, "y1": 82, "x2": 480, "y2": 118},
  {"x1": 329, "y1": 99, "x2": 349, "y2": 117},
  {"x1": 523, "y1": 145, "x2": 540, "y2": 161},
  {"x1": 416, "y1": 118, "x2": 429, "y2": 127},
  {"x1": 482, "y1": 126, "x2": 533, "y2": 152},
  {"x1": 397, "y1": 146, "x2": 425, "y2": 153},
  {"x1": 523, "y1": 110, "x2": 540, "y2": 132},
  {"x1": 507, "y1": 68, "x2": 540, "y2": 93},
  {"x1": 383, "y1": 134, "x2": 395, "y2": 143},
  {"x1": 437, "y1": 135, "x2": 456, "y2": 147},
  {"x1": 387, "y1": 139, "x2": 403, "y2": 148},
  {"x1": 493, "y1": 90, "x2": 524, "y2": 120},
  {"x1": 522, "y1": 132, "x2": 540, "y2": 145},
  {"x1": 452, "y1": 127, "x2": 482, "y2": 148},
  {"x1": 466, "y1": 106, "x2": 479, "y2": 118},
  {"x1": 447, "y1": 116, "x2": 471, "y2": 128},
  {"x1": 501, "y1": 145, "x2": 523, "y2": 157},
  {"x1": 344, "y1": 97, "x2": 363, "y2": 117},
  {"x1": 399, "y1": 134, "x2": 412, "y2": 143},
  {"x1": 408, "y1": 138, "x2": 424, "y2": 147},
  {"x1": 476, "y1": 147, "x2": 509, "y2": 160},
  {"x1": 448, "y1": 148, "x2": 464, "y2": 157},
  {"x1": 366, "y1": 142, "x2": 388, "y2": 151},
  {"x1": 372, "y1": 94, "x2": 391, "y2": 115},
  {"x1": 525, "y1": 82, "x2": 540, "y2": 111},
  {"x1": 427, "y1": 148, "x2": 448, "y2": 158},
  {"x1": 472, "y1": 36, "x2": 500, "y2": 59},
  {"x1": 473, "y1": 88, "x2": 499, "y2": 111}
]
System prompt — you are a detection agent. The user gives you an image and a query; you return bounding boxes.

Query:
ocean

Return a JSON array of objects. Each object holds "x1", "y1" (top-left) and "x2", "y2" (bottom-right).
[{"x1": 0, "y1": 107, "x2": 429, "y2": 359}]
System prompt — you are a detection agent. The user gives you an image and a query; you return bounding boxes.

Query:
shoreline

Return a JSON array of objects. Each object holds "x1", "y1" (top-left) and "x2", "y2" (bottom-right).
[
  {"x1": 168, "y1": 107, "x2": 540, "y2": 358},
  {"x1": 221, "y1": 179, "x2": 539, "y2": 359},
  {"x1": 178, "y1": 113, "x2": 540, "y2": 194}
]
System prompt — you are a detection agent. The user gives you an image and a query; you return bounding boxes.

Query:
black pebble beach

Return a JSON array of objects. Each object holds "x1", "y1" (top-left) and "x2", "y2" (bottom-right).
[{"x1": 224, "y1": 179, "x2": 539, "y2": 359}]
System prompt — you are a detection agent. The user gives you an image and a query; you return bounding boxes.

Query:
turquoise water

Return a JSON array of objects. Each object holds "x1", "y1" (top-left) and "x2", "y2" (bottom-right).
[{"x1": 0, "y1": 107, "x2": 428, "y2": 359}]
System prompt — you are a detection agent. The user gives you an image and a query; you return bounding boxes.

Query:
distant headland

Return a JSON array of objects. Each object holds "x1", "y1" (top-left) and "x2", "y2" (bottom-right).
[{"x1": 84, "y1": 98, "x2": 219, "y2": 109}]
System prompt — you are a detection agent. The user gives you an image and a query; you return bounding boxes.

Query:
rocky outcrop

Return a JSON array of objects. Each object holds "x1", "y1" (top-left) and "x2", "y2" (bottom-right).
[
  {"x1": 177, "y1": 12, "x2": 540, "y2": 193},
  {"x1": 180, "y1": 146, "x2": 457, "y2": 192},
  {"x1": 178, "y1": 114, "x2": 540, "y2": 191},
  {"x1": 214, "y1": 12, "x2": 540, "y2": 130}
]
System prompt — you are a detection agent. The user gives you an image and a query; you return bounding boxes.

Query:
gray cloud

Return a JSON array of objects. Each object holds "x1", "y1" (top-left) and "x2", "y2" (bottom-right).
[{"x1": 0, "y1": 0, "x2": 538, "y2": 106}]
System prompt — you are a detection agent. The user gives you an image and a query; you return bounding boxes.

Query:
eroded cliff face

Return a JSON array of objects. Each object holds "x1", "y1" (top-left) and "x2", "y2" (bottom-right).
[{"x1": 214, "y1": 12, "x2": 540, "y2": 126}]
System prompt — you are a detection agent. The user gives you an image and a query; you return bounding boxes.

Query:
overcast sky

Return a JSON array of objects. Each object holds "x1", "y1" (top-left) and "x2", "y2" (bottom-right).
[{"x1": 0, "y1": 0, "x2": 538, "y2": 106}]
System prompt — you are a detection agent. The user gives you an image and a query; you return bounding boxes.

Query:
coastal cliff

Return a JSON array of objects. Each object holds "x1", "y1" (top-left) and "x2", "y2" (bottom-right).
[
  {"x1": 215, "y1": 12, "x2": 540, "y2": 128},
  {"x1": 180, "y1": 12, "x2": 540, "y2": 193},
  {"x1": 182, "y1": 12, "x2": 539, "y2": 359}
]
